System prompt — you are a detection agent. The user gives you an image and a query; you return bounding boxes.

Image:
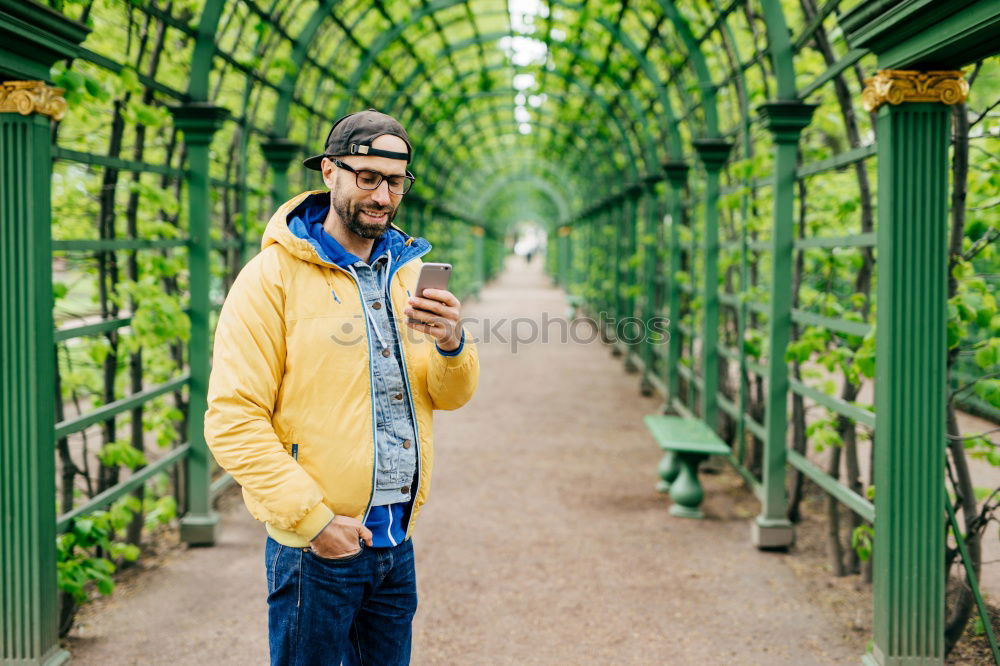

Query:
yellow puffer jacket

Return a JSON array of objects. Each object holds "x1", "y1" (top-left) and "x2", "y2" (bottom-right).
[{"x1": 204, "y1": 190, "x2": 479, "y2": 547}]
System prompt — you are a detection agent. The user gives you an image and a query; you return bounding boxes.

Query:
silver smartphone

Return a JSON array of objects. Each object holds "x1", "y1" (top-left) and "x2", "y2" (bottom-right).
[
  {"x1": 408, "y1": 263, "x2": 452, "y2": 323},
  {"x1": 413, "y1": 262, "x2": 452, "y2": 298}
]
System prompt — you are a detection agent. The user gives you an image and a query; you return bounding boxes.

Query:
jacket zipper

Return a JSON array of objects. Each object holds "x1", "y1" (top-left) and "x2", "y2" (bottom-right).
[
  {"x1": 383, "y1": 248, "x2": 431, "y2": 537},
  {"x1": 384, "y1": 282, "x2": 421, "y2": 537},
  {"x1": 315, "y1": 239, "x2": 431, "y2": 527}
]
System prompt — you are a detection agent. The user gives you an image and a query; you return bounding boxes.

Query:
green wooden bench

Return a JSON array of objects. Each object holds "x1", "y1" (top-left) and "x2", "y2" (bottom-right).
[{"x1": 644, "y1": 414, "x2": 730, "y2": 519}]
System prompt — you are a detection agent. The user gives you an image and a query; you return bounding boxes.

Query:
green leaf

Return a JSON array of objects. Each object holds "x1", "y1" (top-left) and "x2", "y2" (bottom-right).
[
  {"x1": 98, "y1": 440, "x2": 148, "y2": 470},
  {"x1": 851, "y1": 524, "x2": 874, "y2": 562},
  {"x1": 55, "y1": 69, "x2": 85, "y2": 93},
  {"x1": 118, "y1": 66, "x2": 141, "y2": 95},
  {"x1": 82, "y1": 74, "x2": 109, "y2": 102},
  {"x1": 145, "y1": 495, "x2": 177, "y2": 528},
  {"x1": 95, "y1": 575, "x2": 115, "y2": 596},
  {"x1": 73, "y1": 518, "x2": 94, "y2": 537},
  {"x1": 110, "y1": 542, "x2": 141, "y2": 561},
  {"x1": 974, "y1": 379, "x2": 1000, "y2": 409},
  {"x1": 130, "y1": 103, "x2": 163, "y2": 128},
  {"x1": 88, "y1": 557, "x2": 115, "y2": 575},
  {"x1": 974, "y1": 338, "x2": 1000, "y2": 369}
]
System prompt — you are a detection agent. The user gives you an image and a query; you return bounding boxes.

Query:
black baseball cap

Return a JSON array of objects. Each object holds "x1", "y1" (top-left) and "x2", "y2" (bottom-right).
[{"x1": 302, "y1": 108, "x2": 412, "y2": 170}]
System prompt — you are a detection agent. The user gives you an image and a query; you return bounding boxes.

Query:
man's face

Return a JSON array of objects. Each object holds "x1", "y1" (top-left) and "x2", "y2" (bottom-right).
[{"x1": 321, "y1": 134, "x2": 409, "y2": 240}]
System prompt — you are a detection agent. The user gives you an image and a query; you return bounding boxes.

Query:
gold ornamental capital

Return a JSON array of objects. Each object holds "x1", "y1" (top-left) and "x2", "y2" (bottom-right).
[
  {"x1": 862, "y1": 70, "x2": 969, "y2": 113},
  {"x1": 1, "y1": 81, "x2": 67, "y2": 120}
]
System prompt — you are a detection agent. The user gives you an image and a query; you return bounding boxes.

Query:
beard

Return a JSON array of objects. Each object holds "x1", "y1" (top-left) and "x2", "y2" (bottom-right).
[{"x1": 330, "y1": 186, "x2": 398, "y2": 240}]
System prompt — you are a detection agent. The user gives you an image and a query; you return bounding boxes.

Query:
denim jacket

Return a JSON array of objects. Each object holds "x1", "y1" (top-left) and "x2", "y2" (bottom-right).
[{"x1": 347, "y1": 255, "x2": 419, "y2": 505}]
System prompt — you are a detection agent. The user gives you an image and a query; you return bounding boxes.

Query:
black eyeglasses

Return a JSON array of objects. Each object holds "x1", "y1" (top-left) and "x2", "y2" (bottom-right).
[{"x1": 330, "y1": 158, "x2": 415, "y2": 195}]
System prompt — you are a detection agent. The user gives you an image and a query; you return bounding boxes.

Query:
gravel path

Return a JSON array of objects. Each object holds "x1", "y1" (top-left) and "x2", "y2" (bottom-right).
[{"x1": 67, "y1": 256, "x2": 864, "y2": 665}]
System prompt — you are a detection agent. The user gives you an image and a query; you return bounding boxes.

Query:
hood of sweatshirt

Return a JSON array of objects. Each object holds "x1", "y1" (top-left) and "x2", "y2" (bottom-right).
[{"x1": 260, "y1": 190, "x2": 431, "y2": 276}]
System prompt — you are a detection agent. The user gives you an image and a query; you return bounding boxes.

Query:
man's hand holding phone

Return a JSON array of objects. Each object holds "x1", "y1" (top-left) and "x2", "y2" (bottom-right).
[{"x1": 404, "y1": 288, "x2": 463, "y2": 351}]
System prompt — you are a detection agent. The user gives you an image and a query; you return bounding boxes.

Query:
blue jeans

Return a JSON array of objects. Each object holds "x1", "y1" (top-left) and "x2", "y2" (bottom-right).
[{"x1": 265, "y1": 536, "x2": 418, "y2": 665}]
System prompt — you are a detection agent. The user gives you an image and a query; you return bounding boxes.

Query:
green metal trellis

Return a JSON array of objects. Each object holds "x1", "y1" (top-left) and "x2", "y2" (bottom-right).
[{"x1": 2, "y1": 1, "x2": 1000, "y2": 665}]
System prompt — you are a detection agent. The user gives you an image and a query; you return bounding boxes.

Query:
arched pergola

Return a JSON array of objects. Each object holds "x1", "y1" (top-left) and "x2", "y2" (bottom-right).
[{"x1": 2, "y1": 1, "x2": 998, "y2": 663}]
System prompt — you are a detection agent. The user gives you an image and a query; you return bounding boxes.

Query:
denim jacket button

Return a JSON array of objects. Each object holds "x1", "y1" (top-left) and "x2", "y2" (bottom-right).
[
  {"x1": 381, "y1": 348, "x2": 391, "y2": 357},
  {"x1": 400, "y1": 485, "x2": 410, "y2": 494},
  {"x1": 393, "y1": 392, "x2": 403, "y2": 400},
  {"x1": 372, "y1": 301, "x2": 382, "y2": 310},
  {"x1": 402, "y1": 439, "x2": 412, "y2": 449}
]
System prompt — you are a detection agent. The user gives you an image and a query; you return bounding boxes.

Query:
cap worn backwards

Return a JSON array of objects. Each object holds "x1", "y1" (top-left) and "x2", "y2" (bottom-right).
[{"x1": 302, "y1": 108, "x2": 412, "y2": 170}]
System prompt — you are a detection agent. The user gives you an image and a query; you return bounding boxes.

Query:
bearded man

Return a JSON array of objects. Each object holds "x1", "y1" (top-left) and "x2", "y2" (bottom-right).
[{"x1": 204, "y1": 109, "x2": 480, "y2": 665}]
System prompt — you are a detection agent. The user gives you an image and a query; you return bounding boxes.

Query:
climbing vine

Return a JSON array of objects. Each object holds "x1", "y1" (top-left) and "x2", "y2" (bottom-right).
[{"x1": 29, "y1": 0, "x2": 1000, "y2": 656}]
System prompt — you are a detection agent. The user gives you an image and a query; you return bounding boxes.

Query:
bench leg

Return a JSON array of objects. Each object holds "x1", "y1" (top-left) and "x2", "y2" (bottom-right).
[
  {"x1": 656, "y1": 450, "x2": 680, "y2": 492},
  {"x1": 669, "y1": 453, "x2": 707, "y2": 519}
]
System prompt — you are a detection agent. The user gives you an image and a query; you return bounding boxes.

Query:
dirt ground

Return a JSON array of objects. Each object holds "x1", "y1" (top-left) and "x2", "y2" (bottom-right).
[{"x1": 66, "y1": 256, "x2": 870, "y2": 665}]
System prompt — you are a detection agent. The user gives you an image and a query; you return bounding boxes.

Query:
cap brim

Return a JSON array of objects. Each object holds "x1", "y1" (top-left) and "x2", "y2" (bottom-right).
[{"x1": 302, "y1": 154, "x2": 326, "y2": 170}]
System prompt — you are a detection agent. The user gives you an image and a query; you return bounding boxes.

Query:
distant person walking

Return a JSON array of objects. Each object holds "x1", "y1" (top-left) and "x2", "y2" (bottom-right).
[{"x1": 204, "y1": 109, "x2": 479, "y2": 665}]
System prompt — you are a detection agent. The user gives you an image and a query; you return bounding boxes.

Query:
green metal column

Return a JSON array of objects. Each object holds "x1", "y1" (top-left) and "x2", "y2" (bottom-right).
[
  {"x1": 662, "y1": 162, "x2": 689, "y2": 410},
  {"x1": 472, "y1": 225, "x2": 484, "y2": 298},
  {"x1": 552, "y1": 227, "x2": 561, "y2": 284},
  {"x1": 596, "y1": 204, "x2": 609, "y2": 323},
  {"x1": 582, "y1": 215, "x2": 591, "y2": 303},
  {"x1": 0, "y1": 83, "x2": 67, "y2": 666},
  {"x1": 692, "y1": 140, "x2": 733, "y2": 430},
  {"x1": 734, "y1": 188, "x2": 750, "y2": 463},
  {"x1": 572, "y1": 221, "x2": 582, "y2": 290},
  {"x1": 639, "y1": 182, "x2": 659, "y2": 396},
  {"x1": 261, "y1": 138, "x2": 301, "y2": 210},
  {"x1": 606, "y1": 201, "x2": 615, "y2": 324},
  {"x1": 558, "y1": 226, "x2": 569, "y2": 287},
  {"x1": 867, "y1": 92, "x2": 956, "y2": 666},
  {"x1": 837, "y1": 4, "x2": 998, "y2": 660},
  {"x1": 1, "y1": 3, "x2": 87, "y2": 662},
  {"x1": 563, "y1": 224, "x2": 573, "y2": 292},
  {"x1": 623, "y1": 188, "x2": 641, "y2": 373},
  {"x1": 589, "y1": 209, "x2": 598, "y2": 313},
  {"x1": 170, "y1": 103, "x2": 230, "y2": 546},
  {"x1": 753, "y1": 101, "x2": 815, "y2": 550},
  {"x1": 260, "y1": 137, "x2": 301, "y2": 268},
  {"x1": 611, "y1": 199, "x2": 623, "y2": 331}
]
